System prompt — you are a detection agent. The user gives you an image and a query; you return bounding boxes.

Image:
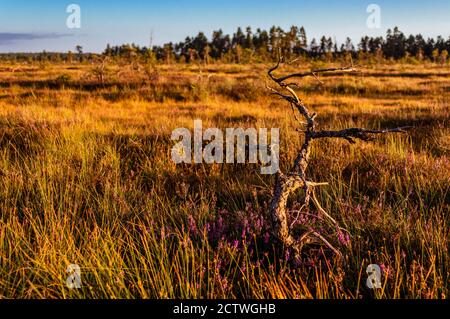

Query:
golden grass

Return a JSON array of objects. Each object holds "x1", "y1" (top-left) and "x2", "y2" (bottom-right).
[{"x1": 0, "y1": 61, "x2": 448, "y2": 298}]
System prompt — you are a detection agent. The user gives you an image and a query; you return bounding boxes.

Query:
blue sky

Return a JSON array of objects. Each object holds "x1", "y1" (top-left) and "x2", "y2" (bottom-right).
[{"x1": 0, "y1": 0, "x2": 449, "y2": 53}]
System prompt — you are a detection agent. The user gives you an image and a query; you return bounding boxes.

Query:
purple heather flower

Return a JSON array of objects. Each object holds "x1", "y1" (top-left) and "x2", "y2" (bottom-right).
[{"x1": 337, "y1": 229, "x2": 351, "y2": 247}]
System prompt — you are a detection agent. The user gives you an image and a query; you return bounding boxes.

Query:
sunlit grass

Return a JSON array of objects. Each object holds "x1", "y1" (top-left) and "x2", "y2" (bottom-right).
[{"x1": 0, "y1": 61, "x2": 448, "y2": 299}]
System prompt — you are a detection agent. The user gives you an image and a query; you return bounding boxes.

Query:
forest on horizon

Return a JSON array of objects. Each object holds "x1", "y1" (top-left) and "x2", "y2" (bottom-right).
[{"x1": 2, "y1": 26, "x2": 450, "y2": 65}]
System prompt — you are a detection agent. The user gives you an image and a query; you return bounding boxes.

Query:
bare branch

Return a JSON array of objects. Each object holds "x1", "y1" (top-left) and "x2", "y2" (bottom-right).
[
  {"x1": 266, "y1": 56, "x2": 412, "y2": 263},
  {"x1": 310, "y1": 126, "x2": 412, "y2": 143},
  {"x1": 269, "y1": 63, "x2": 358, "y2": 85}
]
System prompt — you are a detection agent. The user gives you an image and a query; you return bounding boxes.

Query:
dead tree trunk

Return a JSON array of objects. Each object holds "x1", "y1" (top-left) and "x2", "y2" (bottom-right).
[{"x1": 267, "y1": 58, "x2": 411, "y2": 260}]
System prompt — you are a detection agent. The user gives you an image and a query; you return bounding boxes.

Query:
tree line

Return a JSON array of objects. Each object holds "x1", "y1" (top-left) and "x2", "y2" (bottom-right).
[
  {"x1": 1, "y1": 26, "x2": 449, "y2": 64},
  {"x1": 102, "y1": 26, "x2": 449, "y2": 64}
]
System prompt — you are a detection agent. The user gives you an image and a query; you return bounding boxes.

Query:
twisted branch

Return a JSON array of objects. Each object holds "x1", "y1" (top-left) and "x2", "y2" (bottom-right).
[
  {"x1": 267, "y1": 57, "x2": 411, "y2": 261},
  {"x1": 269, "y1": 63, "x2": 358, "y2": 84},
  {"x1": 310, "y1": 127, "x2": 412, "y2": 144}
]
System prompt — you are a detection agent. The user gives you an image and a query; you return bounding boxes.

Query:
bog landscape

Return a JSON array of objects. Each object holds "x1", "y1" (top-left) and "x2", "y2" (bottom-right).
[{"x1": 0, "y1": 26, "x2": 449, "y2": 299}]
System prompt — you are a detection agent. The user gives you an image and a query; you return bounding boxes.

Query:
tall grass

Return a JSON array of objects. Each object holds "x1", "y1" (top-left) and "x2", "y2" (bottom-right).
[{"x1": 0, "y1": 61, "x2": 448, "y2": 298}]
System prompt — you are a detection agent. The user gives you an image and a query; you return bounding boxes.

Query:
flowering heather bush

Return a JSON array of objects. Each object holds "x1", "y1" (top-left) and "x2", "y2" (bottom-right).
[{"x1": 206, "y1": 204, "x2": 270, "y2": 248}]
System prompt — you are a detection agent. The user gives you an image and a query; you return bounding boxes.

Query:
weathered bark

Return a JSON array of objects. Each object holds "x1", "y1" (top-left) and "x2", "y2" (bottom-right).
[{"x1": 269, "y1": 172, "x2": 305, "y2": 248}]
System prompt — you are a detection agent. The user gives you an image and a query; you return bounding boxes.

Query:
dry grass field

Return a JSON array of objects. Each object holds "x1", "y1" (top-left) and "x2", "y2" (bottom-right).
[{"x1": 0, "y1": 60, "x2": 448, "y2": 298}]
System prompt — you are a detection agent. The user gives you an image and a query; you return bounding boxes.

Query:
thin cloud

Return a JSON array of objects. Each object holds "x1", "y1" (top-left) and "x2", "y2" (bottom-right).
[{"x1": 0, "y1": 33, "x2": 73, "y2": 45}]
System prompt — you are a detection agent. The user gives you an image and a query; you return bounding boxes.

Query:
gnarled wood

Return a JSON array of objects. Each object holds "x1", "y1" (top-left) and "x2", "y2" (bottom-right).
[{"x1": 267, "y1": 58, "x2": 411, "y2": 260}]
